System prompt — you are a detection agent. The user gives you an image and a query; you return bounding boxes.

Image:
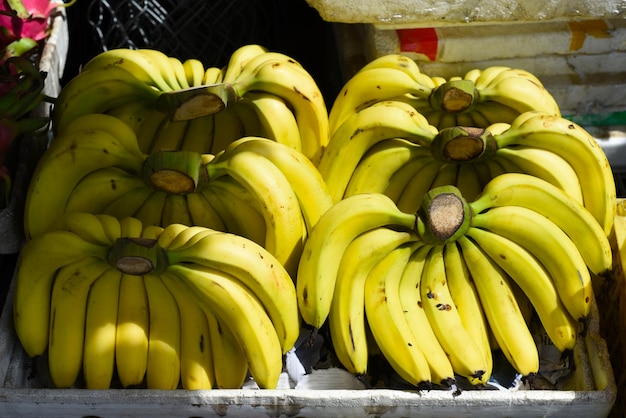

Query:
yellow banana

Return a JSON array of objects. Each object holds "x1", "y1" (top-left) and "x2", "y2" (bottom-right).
[
  {"x1": 399, "y1": 245, "x2": 456, "y2": 387},
  {"x1": 205, "y1": 309, "x2": 250, "y2": 389},
  {"x1": 81, "y1": 48, "x2": 175, "y2": 91},
  {"x1": 471, "y1": 205, "x2": 593, "y2": 323},
  {"x1": 166, "y1": 230, "x2": 299, "y2": 354},
  {"x1": 179, "y1": 114, "x2": 214, "y2": 154},
  {"x1": 364, "y1": 242, "x2": 432, "y2": 387},
  {"x1": 494, "y1": 112, "x2": 616, "y2": 236},
  {"x1": 63, "y1": 166, "x2": 147, "y2": 215},
  {"x1": 25, "y1": 115, "x2": 145, "y2": 240},
  {"x1": 465, "y1": 226, "x2": 578, "y2": 352},
  {"x1": 115, "y1": 273, "x2": 150, "y2": 388},
  {"x1": 168, "y1": 56, "x2": 191, "y2": 89},
  {"x1": 205, "y1": 149, "x2": 306, "y2": 277},
  {"x1": 470, "y1": 172, "x2": 612, "y2": 276},
  {"x1": 344, "y1": 138, "x2": 432, "y2": 198},
  {"x1": 442, "y1": 242, "x2": 492, "y2": 385},
  {"x1": 13, "y1": 231, "x2": 109, "y2": 357},
  {"x1": 52, "y1": 65, "x2": 161, "y2": 135},
  {"x1": 222, "y1": 44, "x2": 269, "y2": 84},
  {"x1": 329, "y1": 226, "x2": 417, "y2": 376},
  {"x1": 218, "y1": 137, "x2": 334, "y2": 231},
  {"x1": 204, "y1": 177, "x2": 266, "y2": 246},
  {"x1": 457, "y1": 235, "x2": 541, "y2": 377},
  {"x1": 165, "y1": 264, "x2": 283, "y2": 389},
  {"x1": 296, "y1": 193, "x2": 416, "y2": 329},
  {"x1": 185, "y1": 188, "x2": 227, "y2": 231},
  {"x1": 328, "y1": 67, "x2": 434, "y2": 135},
  {"x1": 83, "y1": 266, "x2": 123, "y2": 389},
  {"x1": 494, "y1": 146, "x2": 584, "y2": 205},
  {"x1": 420, "y1": 245, "x2": 489, "y2": 385},
  {"x1": 230, "y1": 53, "x2": 328, "y2": 165},
  {"x1": 318, "y1": 100, "x2": 436, "y2": 202},
  {"x1": 48, "y1": 257, "x2": 112, "y2": 388},
  {"x1": 144, "y1": 273, "x2": 181, "y2": 389},
  {"x1": 182, "y1": 58, "x2": 206, "y2": 87},
  {"x1": 237, "y1": 91, "x2": 302, "y2": 152},
  {"x1": 162, "y1": 272, "x2": 215, "y2": 389}
]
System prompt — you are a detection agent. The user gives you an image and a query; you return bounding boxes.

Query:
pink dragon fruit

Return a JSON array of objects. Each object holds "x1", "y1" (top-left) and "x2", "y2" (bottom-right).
[{"x1": 0, "y1": 0, "x2": 57, "y2": 47}]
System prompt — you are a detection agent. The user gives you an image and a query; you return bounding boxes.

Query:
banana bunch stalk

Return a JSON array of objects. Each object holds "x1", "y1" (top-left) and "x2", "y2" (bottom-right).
[
  {"x1": 52, "y1": 44, "x2": 328, "y2": 164},
  {"x1": 296, "y1": 175, "x2": 611, "y2": 387},
  {"x1": 24, "y1": 113, "x2": 334, "y2": 277},
  {"x1": 323, "y1": 105, "x2": 615, "y2": 237},
  {"x1": 12, "y1": 214, "x2": 299, "y2": 390},
  {"x1": 328, "y1": 54, "x2": 561, "y2": 135}
]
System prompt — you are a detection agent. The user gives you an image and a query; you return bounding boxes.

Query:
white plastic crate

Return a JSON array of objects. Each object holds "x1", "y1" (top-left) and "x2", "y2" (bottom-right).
[{"x1": 305, "y1": 0, "x2": 626, "y2": 27}]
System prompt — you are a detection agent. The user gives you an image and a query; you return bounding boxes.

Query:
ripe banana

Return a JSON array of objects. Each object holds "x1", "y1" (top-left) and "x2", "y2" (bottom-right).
[
  {"x1": 204, "y1": 177, "x2": 266, "y2": 246},
  {"x1": 471, "y1": 205, "x2": 593, "y2": 323},
  {"x1": 236, "y1": 91, "x2": 302, "y2": 152},
  {"x1": 420, "y1": 245, "x2": 489, "y2": 385},
  {"x1": 83, "y1": 266, "x2": 123, "y2": 389},
  {"x1": 182, "y1": 58, "x2": 206, "y2": 87},
  {"x1": 162, "y1": 273, "x2": 215, "y2": 390},
  {"x1": 204, "y1": 309, "x2": 250, "y2": 389},
  {"x1": 457, "y1": 235, "x2": 540, "y2": 377},
  {"x1": 222, "y1": 44, "x2": 269, "y2": 84},
  {"x1": 296, "y1": 193, "x2": 417, "y2": 329},
  {"x1": 166, "y1": 229, "x2": 299, "y2": 354},
  {"x1": 344, "y1": 138, "x2": 432, "y2": 198},
  {"x1": 318, "y1": 100, "x2": 436, "y2": 202},
  {"x1": 494, "y1": 111, "x2": 616, "y2": 236},
  {"x1": 398, "y1": 245, "x2": 456, "y2": 387},
  {"x1": 442, "y1": 242, "x2": 492, "y2": 385},
  {"x1": 465, "y1": 226, "x2": 578, "y2": 352},
  {"x1": 144, "y1": 273, "x2": 181, "y2": 389},
  {"x1": 477, "y1": 68, "x2": 561, "y2": 117},
  {"x1": 229, "y1": 52, "x2": 328, "y2": 165},
  {"x1": 364, "y1": 242, "x2": 432, "y2": 387},
  {"x1": 24, "y1": 114, "x2": 145, "y2": 240},
  {"x1": 48, "y1": 257, "x2": 112, "y2": 388},
  {"x1": 494, "y1": 146, "x2": 584, "y2": 205},
  {"x1": 82, "y1": 48, "x2": 175, "y2": 91},
  {"x1": 329, "y1": 226, "x2": 417, "y2": 376},
  {"x1": 217, "y1": 137, "x2": 334, "y2": 231},
  {"x1": 165, "y1": 264, "x2": 283, "y2": 389},
  {"x1": 13, "y1": 231, "x2": 109, "y2": 357},
  {"x1": 116, "y1": 273, "x2": 150, "y2": 388},
  {"x1": 52, "y1": 65, "x2": 161, "y2": 135},
  {"x1": 205, "y1": 148, "x2": 306, "y2": 277},
  {"x1": 470, "y1": 172, "x2": 612, "y2": 276},
  {"x1": 328, "y1": 66, "x2": 434, "y2": 135}
]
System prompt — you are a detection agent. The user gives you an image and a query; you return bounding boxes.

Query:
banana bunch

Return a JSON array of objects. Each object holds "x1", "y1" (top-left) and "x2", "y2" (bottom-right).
[
  {"x1": 328, "y1": 54, "x2": 561, "y2": 134},
  {"x1": 12, "y1": 213, "x2": 298, "y2": 390},
  {"x1": 23, "y1": 113, "x2": 333, "y2": 277},
  {"x1": 321, "y1": 104, "x2": 616, "y2": 237},
  {"x1": 296, "y1": 174, "x2": 611, "y2": 387},
  {"x1": 51, "y1": 44, "x2": 328, "y2": 164}
]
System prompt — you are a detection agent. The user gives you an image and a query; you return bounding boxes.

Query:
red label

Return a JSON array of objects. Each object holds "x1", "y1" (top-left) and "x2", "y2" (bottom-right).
[{"x1": 397, "y1": 28, "x2": 438, "y2": 61}]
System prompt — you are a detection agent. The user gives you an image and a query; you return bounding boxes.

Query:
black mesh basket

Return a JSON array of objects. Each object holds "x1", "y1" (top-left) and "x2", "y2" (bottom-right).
[{"x1": 86, "y1": 0, "x2": 275, "y2": 66}]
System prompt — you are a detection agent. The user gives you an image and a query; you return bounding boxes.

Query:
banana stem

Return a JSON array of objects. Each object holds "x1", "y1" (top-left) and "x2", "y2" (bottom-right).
[
  {"x1": 109, "y1": 237, "x2": 166, "y2": 275},
  {"x1": 143, "y1": 150, "x2": 203, "y2": 194},
  {"x1": 155, "y1": 84, "x2": 237, "y2": 121},
  {"x1": 416, "y1": 185, "x2": 471, "y2": 244},
  {"x1": 429, "y1": 79, "x2": 476, "y2": 113},
  {"x1": 431, "y1": 126, "x2": 497, "y2": 163}
]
